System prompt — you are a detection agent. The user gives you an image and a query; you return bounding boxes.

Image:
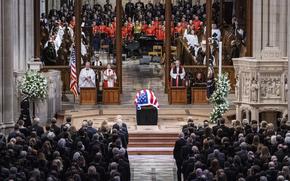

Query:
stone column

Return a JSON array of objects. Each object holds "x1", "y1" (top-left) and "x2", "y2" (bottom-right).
[
  {"x1": 246, "y1": 110, "x2": 250, "y2": 121},
  {"x1": 0, "y1": 0, "x2": 35, "y2": 131},
  {"x1": 251, "y1": 107, "x2": 258, "y2": 121},
  {"x1": 2, "y1": 0, "x2": 17, "y2": 127},
  {"x1": 268, "y1": 0, "x2": 277, "y2": 47},
  {"x1": 252, "y1": 0, "x2": 262, "y2": 58},
  {"x1": 236, "y1": 105, "x2": 241, "y2": 121},
  {"x1": 277, "y1": 0, "x2": 288, "y2": 56},
  {"x1": 0, "y1": 0, "x2": 3, "y2": 124},
  {"x1": 287, "y1": 1, "x2": 290, "y2": 121}
]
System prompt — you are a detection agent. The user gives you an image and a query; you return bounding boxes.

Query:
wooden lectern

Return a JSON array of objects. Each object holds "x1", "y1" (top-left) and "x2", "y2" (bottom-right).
[
  {"x1": 169, "y1": 86, "x2": 187, "y2": 104},
  {"x1": 102, "y1": 87, "x2": 120, "y2": 104},
  {"x1": 191, "y1": 87, "x2": 208, "y2": 104},
  {"x1": 80, "y1": 87, "x2": 97, "y2": 105}
]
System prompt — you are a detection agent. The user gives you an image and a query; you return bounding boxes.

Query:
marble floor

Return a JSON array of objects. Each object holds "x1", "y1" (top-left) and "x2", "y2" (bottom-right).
[
  {"x1": 129, "y1": 155, "x2": 177, "y2": 181},
  {"x1": 121, "y1": 60, "x2": 168, "y2": 105}
]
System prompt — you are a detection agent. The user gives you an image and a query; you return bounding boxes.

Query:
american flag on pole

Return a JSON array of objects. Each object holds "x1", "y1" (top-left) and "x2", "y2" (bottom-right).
[
  {"x1": 134, "y1": 89, "x2": 160, "y2": 110},
  {"x1": 69, "y1": 48, "x2": 78, "y2": 97}
]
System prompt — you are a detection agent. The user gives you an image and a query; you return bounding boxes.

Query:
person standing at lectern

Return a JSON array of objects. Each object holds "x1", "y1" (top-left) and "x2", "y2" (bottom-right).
[
  {"x1": 79, "y1": 61, "x2": 96, "y2": 88},
  {"x1": 170, "y1": 60, "x2": 186, "y2": 87},
  {"x1": 103, "y1": 64, "x2": 117, "y2": 88}
]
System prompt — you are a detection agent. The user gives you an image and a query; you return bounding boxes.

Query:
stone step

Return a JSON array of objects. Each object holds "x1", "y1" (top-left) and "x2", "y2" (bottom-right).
[
  {"x1": 130, "y1": 133, "x2": 178, "y2": 137},
  {"x1": 128, "y1": 147, "x2": 173, "y2": 155},
  {"x1": 129, "y1": 136, "x2": 177, "y2": 142},
  {"x1": 129, "y1": 142, "x2": 175, "y2": 147}
]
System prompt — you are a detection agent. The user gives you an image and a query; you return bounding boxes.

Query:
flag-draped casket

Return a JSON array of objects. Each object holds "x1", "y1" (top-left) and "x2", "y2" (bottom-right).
[{"x1": 134, "y1": 89, "x2": 159, "y2": 125}]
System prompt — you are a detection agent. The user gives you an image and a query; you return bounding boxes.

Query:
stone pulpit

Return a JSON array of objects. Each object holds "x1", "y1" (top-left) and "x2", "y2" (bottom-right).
[{"x1": 233, "y1": 47, "x2": 288, "y2": 122}]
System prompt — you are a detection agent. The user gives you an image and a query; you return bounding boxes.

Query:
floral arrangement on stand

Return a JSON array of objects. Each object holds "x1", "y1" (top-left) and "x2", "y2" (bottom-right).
[
  {"x1": 19, "y1": 70, "x2": 48, "y2": 100},
  {"x1": 19, "y1": 70, "x2": 48, "y2": 117},
  {"x1": 209, "y1": 73, "x2": 231, "y2": 123}
]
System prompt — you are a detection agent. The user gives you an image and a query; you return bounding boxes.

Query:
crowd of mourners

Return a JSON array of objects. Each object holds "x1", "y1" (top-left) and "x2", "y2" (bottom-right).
[
  {"x1": 0, "y1": 116, "x2": 130, "y2": 181},
  {"x1": 174, "y1": 117, "x2": 290, "y2": 181}
]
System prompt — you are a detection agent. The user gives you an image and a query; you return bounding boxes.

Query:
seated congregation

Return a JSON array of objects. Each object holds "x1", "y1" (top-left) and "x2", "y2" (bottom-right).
[
  {"x1": 0, "y1": 116, "x2": 130, "y2": 181},
  {"x1": 41, "y1": 0, "x2": 224, "y2": 65},
  {"x1": 174, "y1": 117, "x2": 290, "y2": 181}
]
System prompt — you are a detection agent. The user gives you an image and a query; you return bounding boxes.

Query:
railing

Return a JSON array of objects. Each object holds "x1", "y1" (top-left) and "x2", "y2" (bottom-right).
[{"x1": 177, "y1": 38, "x2": 196, "y2": 65}]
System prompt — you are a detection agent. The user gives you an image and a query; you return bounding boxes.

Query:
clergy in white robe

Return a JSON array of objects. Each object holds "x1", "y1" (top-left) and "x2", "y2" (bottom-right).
[
  {"x1": 170, "y1": 60, "x2": 186, "y2": 87},
  {"x1": 103, "y1": 64, "x2": 117, "y2": 88},
  {"x1": 79, "y1": 62, "x2": 96, "y2": 88}
]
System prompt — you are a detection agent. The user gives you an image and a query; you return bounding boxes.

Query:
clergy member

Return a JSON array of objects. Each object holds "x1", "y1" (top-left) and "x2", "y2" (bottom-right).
[
  {"x1": 103, "y1": 64, "x2": 117, "y2": 88},
  {"x1": 170, "y1": 60, "x2": 186, "y2": 87},
  {"x1": 79, "y1": 61, "x2": 96, "y2": 88}
]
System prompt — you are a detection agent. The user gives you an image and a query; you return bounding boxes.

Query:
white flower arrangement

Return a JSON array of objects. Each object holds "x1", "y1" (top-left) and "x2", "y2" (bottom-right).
[
  {"x1": 209, "y1": 73, "x2": 231, "y2": 123},
  {"x1": 19, "y1": 70, "x2": 48, "y2": 100}
]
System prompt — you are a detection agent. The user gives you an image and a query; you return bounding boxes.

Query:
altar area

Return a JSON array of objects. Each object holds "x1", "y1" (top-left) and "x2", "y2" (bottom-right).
[{"x1": 60, "y1": 104, "x2": 235, "y2": 155}]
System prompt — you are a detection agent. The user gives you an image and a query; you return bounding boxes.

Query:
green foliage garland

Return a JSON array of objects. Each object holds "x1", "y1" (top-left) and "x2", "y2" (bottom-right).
[{"x1": 209, "y1": 73, "x2": 231, "y2": 123}]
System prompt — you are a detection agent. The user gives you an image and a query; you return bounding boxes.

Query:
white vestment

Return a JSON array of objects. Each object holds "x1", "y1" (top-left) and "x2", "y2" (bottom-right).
[
  {"x1": 186, "y1": 34, "x2": 199, "y2": 47},
  {"x1": 103, "y1": 69, "x2": 117, "y2": 88},
  {"x1": 79, "y1": 68, "x2": 96, "y2": 88},
  {"x1": 212, "y1": 28, "x2": 221, "y2": 41},
  {"x1": 170, "y1": 66, "x2": 186, "y2": 80}
]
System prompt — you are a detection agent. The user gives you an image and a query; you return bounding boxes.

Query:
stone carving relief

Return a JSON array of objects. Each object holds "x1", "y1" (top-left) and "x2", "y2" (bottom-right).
[
  {"x1": 260, "y1": 74, "x2": 281, "y2": 98},
  {"x1": 250, "y1": 78, "x2": 259, "y2": 102},
  {"x1": 242, "y1": 72, "x2": 251, "y2": 98},
  {"x1": 235, "y1": 72, "x2": 240, "y2": 101}
]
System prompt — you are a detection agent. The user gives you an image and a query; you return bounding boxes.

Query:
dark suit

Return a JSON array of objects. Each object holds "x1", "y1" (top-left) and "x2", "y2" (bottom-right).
[
  {"x1": 181, "y1": 157, "x2": 196, "y2": 180},
  {"x1": 173, "y1": 138, "x2": 186, "y2": 181},
  {"x1": 29, "y1": 124, "x2": 44, "y2": 137},
  {"x1": 207, "y1": 151, "x2": 225, "y2": 167},
  {"x1": 118, "y1": 158, "x2": 130, "y2": 181}
]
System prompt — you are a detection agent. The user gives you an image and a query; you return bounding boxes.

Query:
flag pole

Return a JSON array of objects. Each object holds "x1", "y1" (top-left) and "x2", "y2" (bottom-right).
[{"x1": 218, "y1": 41, "x2": 222, "y2": 77}]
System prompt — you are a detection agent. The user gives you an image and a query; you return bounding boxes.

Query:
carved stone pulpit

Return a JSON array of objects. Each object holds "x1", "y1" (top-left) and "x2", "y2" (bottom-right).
[{"x1": 233, "y1": 47, "x2": 288, "y2": 122}]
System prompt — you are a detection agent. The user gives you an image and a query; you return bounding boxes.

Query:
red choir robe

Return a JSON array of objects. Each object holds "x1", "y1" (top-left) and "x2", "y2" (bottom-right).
[
  {"x1": 126, "y1": 23, "x2": 134, "y2": 40},
  {"x1": 181, "y1": 21, "x2": 188, "y2": 29},
  {"x1": 175, "y1": 25, "x2": 183, "y2": 36},
  {"x1": 145, "y1": 26, "x2": 156, "y2": 36},
  {"x1": 92, "y1": 25, "x2": 99, "y2": 35},
  {"x1": 98, "y1": 25, "x2": 107, "y2": 34},
  {"x1": 141, "y1": 24, "x2": 148, "y2": 33},
  {"x1": 193, "y1": 20, "x2": 202, "y2": 32},
  {"x1": 122, "y1": 26, "x2": 128, "y2": 39},
  {"x1": 155, "y1": 28, "x2": 165, "y2": 40},
  {"x1": 153, "y1": 20, "x2": 160, "y2": 29},
  {"x1": 106, "y1": 26, "x2": 115, "y2": 38}
]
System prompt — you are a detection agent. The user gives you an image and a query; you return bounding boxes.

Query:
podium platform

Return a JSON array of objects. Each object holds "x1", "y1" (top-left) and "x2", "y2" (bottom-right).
[
  {"x1": 169, "y1": 86, "x2": 187, "y2": 104},
  {"x1": 102, "y1": 87, "x2": 120, "y2": 104},
  {"x1": 80, "y1": 88, "x2": 97, "y2": 105},
  {"x1": 191, "y1": 87, "x2": 208, "y2": 104},
  {"x1": 136, "y1": 106, "x2": 158, "y2": 125}
]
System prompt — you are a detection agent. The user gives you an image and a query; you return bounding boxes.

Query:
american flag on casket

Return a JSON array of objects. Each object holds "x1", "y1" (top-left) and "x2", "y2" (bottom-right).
[{"x1": 134, "y1": 89, "x2": 160, "y2": 110}]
